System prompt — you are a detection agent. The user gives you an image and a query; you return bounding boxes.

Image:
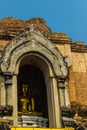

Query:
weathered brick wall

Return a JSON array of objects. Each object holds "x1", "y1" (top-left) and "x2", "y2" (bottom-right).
[
  {"x1": 56, "y1": 43, "x2": 87, "y2": 107},
  {"x1": 73, "y1": 72, "x2": 87, "y2": 106},
  {"x1": 56, "y1": 44, "x2": 71, "y2": 57},
  {"x1": 70, "y1": 52, "x2": 87, "y2": 106},
  {"x1": 68, "y1": 67, "x2": 77, "y2": 102}
]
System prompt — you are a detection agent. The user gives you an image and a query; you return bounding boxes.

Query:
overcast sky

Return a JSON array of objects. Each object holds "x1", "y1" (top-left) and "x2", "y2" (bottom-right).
[{"x1": 0, "y1": 0, "x2": 87, "y2": 44}]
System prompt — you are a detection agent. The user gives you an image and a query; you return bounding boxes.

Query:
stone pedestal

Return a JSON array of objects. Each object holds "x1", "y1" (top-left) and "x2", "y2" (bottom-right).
[{"x1": 18, "y1": 115, "x2": 48, "y2": 127}]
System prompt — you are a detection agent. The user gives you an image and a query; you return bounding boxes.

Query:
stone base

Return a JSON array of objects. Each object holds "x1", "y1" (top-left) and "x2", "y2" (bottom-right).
[{"x1": 18, "y1": 115, "x2": 48, "y2": 127}]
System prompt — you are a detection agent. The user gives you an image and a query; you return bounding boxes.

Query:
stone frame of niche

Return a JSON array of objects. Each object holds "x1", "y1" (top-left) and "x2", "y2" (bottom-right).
[{"x1": 0, "y1": 25, "x2": 69, "y2": 128}]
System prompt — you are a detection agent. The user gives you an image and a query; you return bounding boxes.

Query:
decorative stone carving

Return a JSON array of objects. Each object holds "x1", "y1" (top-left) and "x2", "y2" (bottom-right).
[
  {"x1": 64, "y1": 56, "x2": 72, "y2": 67},
  {"x1": 0, "y1": 25, "x2": 68, "y2": 78}
]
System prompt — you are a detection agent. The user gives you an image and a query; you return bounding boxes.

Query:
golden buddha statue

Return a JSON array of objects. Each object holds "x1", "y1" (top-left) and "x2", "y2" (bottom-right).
[
  {"x1": 20, "y1": 84, "x2": 29, "y2": 113},
  {"x1": 18, "y1": 84, "x2": 42, "y2": 116}
]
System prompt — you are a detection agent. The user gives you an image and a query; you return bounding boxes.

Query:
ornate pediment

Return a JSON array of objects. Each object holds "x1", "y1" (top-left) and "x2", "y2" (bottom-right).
[{"x1": 0, "y1": 25, "x2": 68, "y2": 77}]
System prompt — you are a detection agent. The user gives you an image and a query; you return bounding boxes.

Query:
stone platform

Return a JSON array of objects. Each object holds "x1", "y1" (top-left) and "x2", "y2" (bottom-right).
[{"x1": 18, "y1": 116, "x2": 48, "y2": 127}]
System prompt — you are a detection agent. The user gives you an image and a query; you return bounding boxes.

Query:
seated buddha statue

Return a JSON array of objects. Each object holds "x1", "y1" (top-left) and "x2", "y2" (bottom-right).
[
  {"x1": 19, "y1": 84, "x2": 30, "y2": 113},
  {"x1": 18, "y1": 84, "x2": 42, "y2": 116}
]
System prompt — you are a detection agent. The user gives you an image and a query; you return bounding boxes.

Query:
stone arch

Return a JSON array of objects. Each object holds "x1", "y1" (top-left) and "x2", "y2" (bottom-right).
[
  {"x1": 0, "y1": 25, "x2": 68, "y2": 77},
  {"x1": 0, "y1": 26, "x2": 69, "y2": 128},
  {"x1": 11, "y1": 50, "x2": 62, "y2": 127},
  {"x1": 15, "y1": 53, "x2": 53, "y2": 77}
]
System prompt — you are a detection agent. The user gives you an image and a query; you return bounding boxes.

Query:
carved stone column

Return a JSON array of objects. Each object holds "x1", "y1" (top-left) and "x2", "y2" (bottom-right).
[
  {"x1": 12, "y1": 74, "x2": 18, "y2": 126},
  {"x1": 4, "y1": 73, "x2": 12, "y2": 105},
  {"x1": 58, "y1": 78, "x2": 65, "y2": 107},
  {"x1": 65, "y1": 79, "x2": 71, "y2": 108},
  {"x1": 51, "y1": 77, "x2": 62, "y2": 128},
  {"x1": 0, "y1": 74, "x2": 6, "y2": 106},
  {"x1": 58, "y1": 78, "x2": 71, "y2": 108}
]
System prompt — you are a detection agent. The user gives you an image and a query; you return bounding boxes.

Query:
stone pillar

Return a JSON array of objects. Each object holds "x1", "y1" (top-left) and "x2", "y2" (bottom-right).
[
  {"x1": 58, "y1": 78, "x2": 65, "y2": 107},
  {"x1": 58, "y1": 78, "x2": 71, "y2": 108},
  {"x1": 45, "y1": 76, "x2": 54, "y2": 128},
  {"x1": 51, "y1": 77, "x2": 62, "y2": 128},
  {"x1": 65, "y1": 79, "x2": 71, "y2": 108},
  {"x1": 0, "y1": 74, "x2": 6, "y2": 106},
  {"x1": 12, "y1": 75, "x2": 18, "y2": 126},
  {"x1": 46, "y1": 76, "x2": 62, "y2": 128},
  {"x1": 4, "y1": 73, "x2": 12, "y2": 105},
  {"x1": 6, "y1": 86, "x2": 12, "y2": 105},
  {"x1": 59, "y1": 89, "x2": 65, "y2": 107}
]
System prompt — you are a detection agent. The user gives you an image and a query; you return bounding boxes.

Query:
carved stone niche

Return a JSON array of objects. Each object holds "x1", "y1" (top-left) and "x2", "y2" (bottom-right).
[{"x1": 4, "y1": 73, "x2": 12, "y2": 86}]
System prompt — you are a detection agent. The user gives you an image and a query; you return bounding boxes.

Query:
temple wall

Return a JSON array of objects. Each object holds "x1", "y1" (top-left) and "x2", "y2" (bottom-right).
[
  {"x1": 70, "y1": 52, "x2": 87, "y2": 106},
  {"x1": 56, "y1": 43, "x2": 87, "y2": 106},
  {"x1": 56, "y1": 43, "x2": 72, "y2": 57}
]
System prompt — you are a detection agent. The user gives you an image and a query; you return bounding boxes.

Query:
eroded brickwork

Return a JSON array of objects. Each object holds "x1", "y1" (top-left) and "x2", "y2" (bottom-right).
[
  {"x1": 69, "y1": 52, "x2": 87, "y2": 106},
  {"x1": 56, "y1": 44, "x2": 87, "y2": 107}
]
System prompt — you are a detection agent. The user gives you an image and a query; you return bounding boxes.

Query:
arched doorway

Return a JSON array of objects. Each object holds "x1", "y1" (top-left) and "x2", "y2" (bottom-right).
[
  {"x1": 17, "y1": 64, "x2": 48, "y2": 117},
  {"x1": 12, "y1": 53, "x2": 62, "y2": 128},
  {"x1": 17, "y1": 64, "x2": 48, "y2": 127}
]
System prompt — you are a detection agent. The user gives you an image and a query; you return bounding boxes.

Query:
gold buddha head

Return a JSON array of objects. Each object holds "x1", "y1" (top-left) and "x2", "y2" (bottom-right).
[{"x1": 22, "y1": 84, "x2": 28, "y2": 96}]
